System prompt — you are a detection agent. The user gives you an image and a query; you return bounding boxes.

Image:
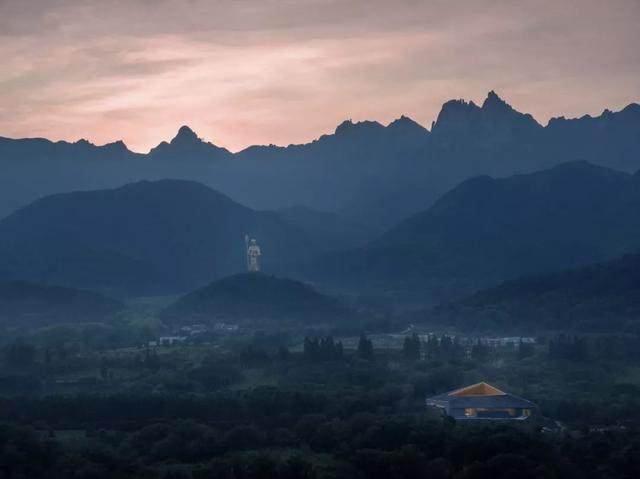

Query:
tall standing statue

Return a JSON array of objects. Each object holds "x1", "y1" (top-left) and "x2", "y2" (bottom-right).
[{"x1": 245, "y1": 235, "x2": 262, "y2": 272}]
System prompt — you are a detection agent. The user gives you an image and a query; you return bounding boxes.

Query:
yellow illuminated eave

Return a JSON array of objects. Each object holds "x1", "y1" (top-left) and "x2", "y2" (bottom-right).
[{"x1": 448, "y1": 382, "x2": 506, "y2": 397}]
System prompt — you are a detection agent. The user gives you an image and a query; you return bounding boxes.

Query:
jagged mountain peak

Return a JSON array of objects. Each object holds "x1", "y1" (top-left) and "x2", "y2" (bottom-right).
[
  {"x1": 334, "y1": 119, "x2": 385, "y2": 136},
  {"x1": 622, "y1": 102, "x2": 640, "y2": 114},
  {"x1": 617, "y1": 103, "x2": 640, "y2": 121},
  {"x1": 481, "y1": 90, "x2": 510, "y2": 110},
  {"x1": 547, "y1": 102, "x2": 640, "y2": 128},
  {"x1": 148, "y1": 125, "x2": 231, "y2": 159},
  {"x1": 387, "y1": 115, "x2": 429, "y2": 133},
  {"x1": 432, "y1": 90, "x2": 541, "y2": 134},
  {"x1": 441, "y1": 98, "x2": 480, "y2": 111},
  {"x1": 102, "y1": 139, "x2": 129, "y2": 151},
  {"x1": 171, "y1": 125, "x2": 200, "y2": 144}
]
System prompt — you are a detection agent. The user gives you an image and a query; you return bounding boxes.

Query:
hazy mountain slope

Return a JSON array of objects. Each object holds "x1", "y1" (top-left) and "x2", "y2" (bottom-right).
[
  {"x1": 0, "y1": 281, "x2": 123, "y2": 327},
  {"x1": 2, "y1": 92, "x2": 638, "y2": 228},
  {"x1": 544, "y1": 103, "x2": 640, "y2": 173},
  {"x1": 0, "y1": 180, "x2": 317, "y2": 296},
  {"x1": 276, "y1": 205, "x2": 378, "y2": 252},
  {"x1": 302, "y1": 161, "x2": 640, "y2": 300},
  {"x1": 431, "y1": 253, "x2": 640, "y2": 333},
  {"x1": 161, "y1": 272, "x2": 353, "y2": 324}
]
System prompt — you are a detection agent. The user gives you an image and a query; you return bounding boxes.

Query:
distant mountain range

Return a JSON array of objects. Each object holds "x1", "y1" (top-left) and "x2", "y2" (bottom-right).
[
  {"x1": 429, "y1": 252, "x2": 640, "y2": 334},
  {"x1": 299, "y1": 161, "x2": 640, "y2": 302},
  {"x1": 161, "y1": 273, "x2": 353, "y2": 325},
  {"x1": 3, "y1": 160, "x2": 640, "y2": 302},
  {"x1": 2, "y1": 91, "x2": 638, "y2": 228},
  {"x1": 0, "y1": 180, "x2": 372, "y2": 296},
  {"x1": 0, "y1": 281, "x2": 123, "y2": 327}
]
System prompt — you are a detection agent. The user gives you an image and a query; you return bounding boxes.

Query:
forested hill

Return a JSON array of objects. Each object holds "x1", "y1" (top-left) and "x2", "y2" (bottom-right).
[
  {"x1": 161, "y1": 273, "x2": 353, "y2": 324},
  {"x1": 301, "y1": 161, "x2": 640, "y2": 299},
  {"x1": 0, "y1": 281, "x2": 123, "y2": 327},
  {"x1": 0, "y1": 180, "x2": 316, "y2": 296},
  {"x1": 430, "y1": 253, "x2": 640, "y2": 333}
]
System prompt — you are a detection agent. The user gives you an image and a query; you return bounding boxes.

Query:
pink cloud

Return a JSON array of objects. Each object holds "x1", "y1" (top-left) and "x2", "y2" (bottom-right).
[{"x1": 0, "y1": 0, "x2": 638, "y2": 152}]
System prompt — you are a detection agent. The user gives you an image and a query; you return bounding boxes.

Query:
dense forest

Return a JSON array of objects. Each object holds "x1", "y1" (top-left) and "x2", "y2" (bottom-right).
[{"x1": 2, "y1": 327, "x2": 640, "y2": 478}]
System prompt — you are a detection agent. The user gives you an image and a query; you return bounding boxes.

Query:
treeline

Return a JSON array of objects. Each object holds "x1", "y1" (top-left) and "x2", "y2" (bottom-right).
[
  {"x1": 301, "y1": 333, "x2": 539, "y2": 364},
  {"x1": 547, "y1": 334, "x2": 640, "y2": 362},
  {"x1": 301, "y1": 334, "x2": 378, "y2": 361},
  {"x1": 3, "y1": 411, "x2": 640, "y2": 479},
  {"x1": 303, "y1": 336, "x2": 344, "y2": 361}
]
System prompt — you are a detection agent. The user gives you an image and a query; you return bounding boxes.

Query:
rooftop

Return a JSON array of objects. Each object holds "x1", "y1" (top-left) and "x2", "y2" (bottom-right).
[{"x1": 427, "y1": 382, "x2": 536, "y2": 410}]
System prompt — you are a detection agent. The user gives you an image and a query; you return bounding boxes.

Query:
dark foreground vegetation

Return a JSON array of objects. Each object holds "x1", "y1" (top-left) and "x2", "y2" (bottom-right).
[{"x1": 2, "y1": 328, "x2": 640, "y2": 478}]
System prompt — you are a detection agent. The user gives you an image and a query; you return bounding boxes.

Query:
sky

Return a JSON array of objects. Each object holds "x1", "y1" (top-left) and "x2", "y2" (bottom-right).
[{"x1": 0, "y1": 0, "x2": 639, "y2": 153}]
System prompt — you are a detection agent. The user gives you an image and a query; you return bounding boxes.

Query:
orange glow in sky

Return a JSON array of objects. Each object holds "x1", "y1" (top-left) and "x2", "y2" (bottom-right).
[{"x1": 0, "y1": 0, "x2": 638, "y2": 152}]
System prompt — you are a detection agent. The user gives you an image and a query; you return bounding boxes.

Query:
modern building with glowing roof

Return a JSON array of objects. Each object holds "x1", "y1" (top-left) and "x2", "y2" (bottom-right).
[{"x1": 426, "y1": 382, "x2": 537, "y2": 420}]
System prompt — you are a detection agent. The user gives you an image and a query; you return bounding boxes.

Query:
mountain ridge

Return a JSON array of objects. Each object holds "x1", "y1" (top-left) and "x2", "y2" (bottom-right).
[
  {"x1": 1, "y1": 91, "x2": 639, "y2": 228},
  {"x1": 0, "y1": 179, "x2": 372, "y2": 296},
  {"x1": 5, "y1": 91, "x2": 637, "y2": 154},
  {"x1": 298, "y1": 160, "x2": 640, "y2": 302}
]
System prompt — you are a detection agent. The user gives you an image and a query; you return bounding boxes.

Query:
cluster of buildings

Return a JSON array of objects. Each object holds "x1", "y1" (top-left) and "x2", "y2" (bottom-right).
[{"x1": 148, "y1": 322, "x2": 240, "y2": 347}]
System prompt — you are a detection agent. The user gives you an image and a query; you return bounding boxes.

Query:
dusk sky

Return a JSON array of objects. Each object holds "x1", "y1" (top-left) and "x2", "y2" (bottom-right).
[{"x1": 1, "y1": 0, "x2": 639, "y2": 152}]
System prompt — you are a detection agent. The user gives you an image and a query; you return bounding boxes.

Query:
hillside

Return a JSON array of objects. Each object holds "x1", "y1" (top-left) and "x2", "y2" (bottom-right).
[
  {"x1": 0, "y1": 180, "x2": 319, "y2": 296},
  {"x1": 0, "y1": 281, "x2": 123, "y2": 327},
  {"x1": 161, "y1": 273, "x2": 353, "y2": 324},
  {"x1": 302, "y1": 161, "x2": 640, "y2": 300},
  {"x1": 430, "y1": 253, "x2": 640, "y2": 333},
  {"x1": 277, "y1": 205, "x2": 377, "y2": 252}
]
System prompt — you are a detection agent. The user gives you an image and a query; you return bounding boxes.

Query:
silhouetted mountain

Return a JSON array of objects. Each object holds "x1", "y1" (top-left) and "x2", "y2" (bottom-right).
[
  {"x1": 0, "y1": 281, "x2": 123, "y2": 327},
  {"x1": 0, "y1": 135, "x2": 146, "y2": 218},
  {"x1": 161, "y1": 273, "x2": 353, "y2": 324},
  {"x1": 0, "y1": 180, "x2": 318, "y2": 296},
  {"x1": 431, "y1": 90, "x2": 542, "y2": 141},
  {"x1": 545, "y1": 103, "x2": 640, "y2": 172},
  {"x1": 1, "y1": 92, "x2": 638, "y2": 228},
  {"x1": 432, "y1": 253, "x2": 640, "y2": 333},
  {"x1": 0, "y1": 135, "x2": 139, "y2": 164},
  {"x1": 303, "y1": 161, "x2": 640, "y2": 302},
  {"x1": 149, "y1": 125, "x2": 232, "y2": 161},
  {"x1": 387, "y1": 115, "x2": 430, "y2": 139}
]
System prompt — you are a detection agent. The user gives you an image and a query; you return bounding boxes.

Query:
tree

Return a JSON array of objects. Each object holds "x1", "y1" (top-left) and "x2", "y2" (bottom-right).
[
  {"x1": 424, "y1": 334, "x2": 439, "y2": 360},
  {"x1": 403, "y1": 333, "x2": 421, "y2": 360},
  {"x1": 100, "y1": 356, "x2": 109, "y2": 380},
  {"x1": 44, "y1": 347, "x2": 52, "y2": 366},
  {"x1": 357, "y1": 334, "x2": 374, "y2": 360},
  {"x1": 304, "y1": 336, "x2": 343, "y2": 361},
  {"x1": 518, "y1": 339, "x2": 535, "y2": 360},
  {"x1": 144, "y1": 346, "x2": 159, "y2": 370},
  {"x1": 472, "y1": 340, "x2": 490, "y2": 362},
  {"x1": 303, "y1": 337, "x2": 319, "y2": 360}
]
